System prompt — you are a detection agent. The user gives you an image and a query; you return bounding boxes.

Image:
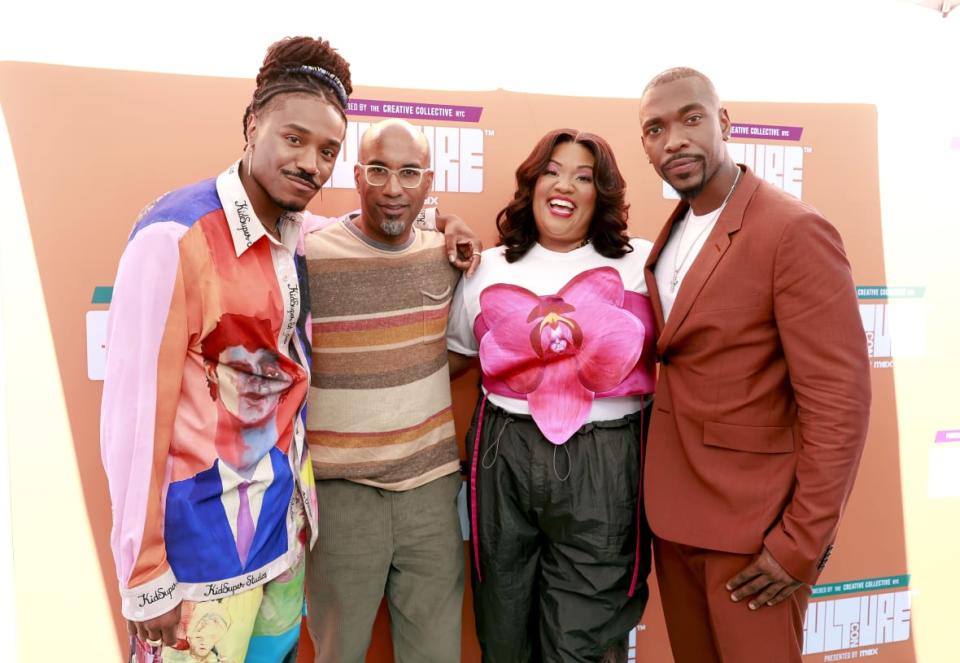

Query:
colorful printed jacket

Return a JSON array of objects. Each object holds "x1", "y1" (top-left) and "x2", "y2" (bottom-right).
[{"x1": 100, "y1": 162, "x2": 319, "y2": 621}]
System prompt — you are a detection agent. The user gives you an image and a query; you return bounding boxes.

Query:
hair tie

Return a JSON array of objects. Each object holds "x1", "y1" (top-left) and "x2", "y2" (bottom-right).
[{"x1": 286, "y1": 65, "x2": 349, "y2": 107}]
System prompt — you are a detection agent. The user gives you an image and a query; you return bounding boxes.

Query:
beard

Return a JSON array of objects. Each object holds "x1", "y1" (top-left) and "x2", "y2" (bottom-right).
[
  {"x1": 380, "y1": 219, "x2": 407, "y2": 236},
  {"x1": 250, "y1": 169, "x2": 312, "y2": 212},
  {"x1": 674, "y1": 180, "x2": 706, "y2": 202},
  {"x1": 273, "y1": 196, "x2": 307, "y2": 212},
  {"x1": 662, "y1": 154, "x2": 708, "y2": 201},
  {"x1": 274, "y1": 170, "x2": 320, "y2": 211}
]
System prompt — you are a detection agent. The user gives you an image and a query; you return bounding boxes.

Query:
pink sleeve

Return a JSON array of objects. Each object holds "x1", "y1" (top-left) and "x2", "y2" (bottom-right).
[
  {"x1": 302, "y1": 209, "x2": 357, "y2": 234},
  {"x1": 100, "y1": 221, "x2": 188, "y2": 620}
]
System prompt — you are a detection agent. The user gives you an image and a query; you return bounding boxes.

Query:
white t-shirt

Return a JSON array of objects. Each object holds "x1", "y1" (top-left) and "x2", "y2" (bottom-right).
[
  {"x1": 447, "y1": 238, "x2": 652, "y2": 420},
  {"x1": 653, "y1": 200, "x2": 731, "y2": 320}
]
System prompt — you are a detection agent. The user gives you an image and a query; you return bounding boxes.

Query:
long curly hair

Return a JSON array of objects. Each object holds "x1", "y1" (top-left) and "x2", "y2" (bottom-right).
[
  {"x1": 496, "y1": 128, "x2": 632, "y2": 263},
  {"x1": 242, "y1": 36, "x2": 353, "y2": 143}
]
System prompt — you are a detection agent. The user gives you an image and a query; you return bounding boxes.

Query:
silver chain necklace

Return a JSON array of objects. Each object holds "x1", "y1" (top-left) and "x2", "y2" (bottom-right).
[{"x1": 670, "y1": 168, "x2": 742, "y2": 292}]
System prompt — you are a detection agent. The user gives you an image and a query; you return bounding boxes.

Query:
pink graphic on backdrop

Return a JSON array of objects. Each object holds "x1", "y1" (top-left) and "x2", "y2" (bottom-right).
[{"x1": 935, "y1": 430, "x2": 960, "y2": 443}]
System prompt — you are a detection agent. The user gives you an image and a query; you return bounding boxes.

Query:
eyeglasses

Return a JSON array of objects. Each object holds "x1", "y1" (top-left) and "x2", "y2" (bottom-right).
[{"x1": 357, "y1": 163, "x2": 432, "y2": 188}]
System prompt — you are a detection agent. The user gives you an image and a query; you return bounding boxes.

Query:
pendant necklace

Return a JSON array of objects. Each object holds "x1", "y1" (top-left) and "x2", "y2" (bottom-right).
[{"x1": 670, "y1": 168, "x2": 742, "y2": 292}]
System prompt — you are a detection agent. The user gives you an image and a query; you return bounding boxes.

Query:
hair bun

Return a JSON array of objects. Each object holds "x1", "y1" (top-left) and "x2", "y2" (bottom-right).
[
  {"x1": 242, "y1": 36, "x2": 353, "y2": 141},
  {"x1": 256, "y1": 36, "x2": 352, "y2": 98}
]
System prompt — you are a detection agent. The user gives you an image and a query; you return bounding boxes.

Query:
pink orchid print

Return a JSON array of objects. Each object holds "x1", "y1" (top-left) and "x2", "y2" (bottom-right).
[{"x1": 478, "y1": 267, "x2": 645, "y2": 444}]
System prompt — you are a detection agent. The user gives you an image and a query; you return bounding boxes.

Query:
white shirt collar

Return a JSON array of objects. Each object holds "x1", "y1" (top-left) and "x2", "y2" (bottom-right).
[
  {"x1": 217, "y1": 451, "x2": 275, "y2": 489},
  {"x1": 217, "y1": 452, "x2": 276, "y2": 543},
  {"x1": 216, "y1": 160, "x2": 303, "y2": 258}
]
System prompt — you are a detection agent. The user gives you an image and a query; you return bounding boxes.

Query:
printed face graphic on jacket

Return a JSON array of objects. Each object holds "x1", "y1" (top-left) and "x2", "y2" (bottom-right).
[
  {"x1": 201, "y1": 313, "x2": 296, "y2": 476},
  {"x1": 209, "y1": 345, "x2": 292, "y2": 427}
]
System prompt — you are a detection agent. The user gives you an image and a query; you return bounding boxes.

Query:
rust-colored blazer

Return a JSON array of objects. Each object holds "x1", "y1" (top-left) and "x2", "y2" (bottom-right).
[{"x1": 643, "y1": 166, "x2": 871, "y2": 584}]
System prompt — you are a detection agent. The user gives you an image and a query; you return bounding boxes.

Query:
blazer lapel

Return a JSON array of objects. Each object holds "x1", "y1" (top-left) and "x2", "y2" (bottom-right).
[{"x1": 656, "y1": 166, "x2": 758, "y2": 354}]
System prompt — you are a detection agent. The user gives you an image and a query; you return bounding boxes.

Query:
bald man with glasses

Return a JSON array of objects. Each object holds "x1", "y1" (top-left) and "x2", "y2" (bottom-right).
[{"x1": 302, "y1": 119, "x2": 466, "y2": 663}]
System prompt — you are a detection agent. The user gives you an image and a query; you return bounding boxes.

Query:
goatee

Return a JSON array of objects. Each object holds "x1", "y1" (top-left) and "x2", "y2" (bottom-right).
[
  {"x1": 675, "y1": 182, "x2": 705, "y2": 202},
  {"x1": 380, "y1": 220, "x2": 407, "y2": 236},
  {"x1": 274, "y1": 198, "x2": 306, "y2": 212}
]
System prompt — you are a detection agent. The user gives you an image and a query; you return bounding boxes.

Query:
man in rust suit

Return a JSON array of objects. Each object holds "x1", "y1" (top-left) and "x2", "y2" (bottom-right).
[{"x1": 638, "y1": 67, "x2": 871, "y2": 663}]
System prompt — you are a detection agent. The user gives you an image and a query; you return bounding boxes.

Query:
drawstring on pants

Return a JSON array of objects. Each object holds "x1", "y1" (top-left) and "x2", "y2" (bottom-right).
[
  {"x1": 481, "y1": 415, "x2": 512, "y2": 470},
  {"x1": 552, "y1": 444, "x2": 571, "y2": 482},
  {"x1": 470, "y1": 394, "x2": 489, "y2": 582}
]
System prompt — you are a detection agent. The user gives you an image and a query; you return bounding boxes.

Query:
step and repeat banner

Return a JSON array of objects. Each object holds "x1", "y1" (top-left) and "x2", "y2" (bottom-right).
[{"x1": 0, "y1": 62, "x2": 914, "y2": 661}]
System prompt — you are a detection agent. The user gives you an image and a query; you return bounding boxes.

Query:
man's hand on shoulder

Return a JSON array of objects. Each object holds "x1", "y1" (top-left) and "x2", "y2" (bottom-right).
[
  {"x1": 726, "y1": 547, "x2": 804, "y2": 610},
  {"x1": 436, "y1": 212, "x2": 482, "y2": 277},
  {"x1": 128, "y1": 603, "x2": 181, "y2": 648}
]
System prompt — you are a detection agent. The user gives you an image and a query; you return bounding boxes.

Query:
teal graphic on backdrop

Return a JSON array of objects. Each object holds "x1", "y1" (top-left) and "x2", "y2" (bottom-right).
[
  {"x1": 857, "y1": 285, "x2": 927, "y2": 367},
  {"x1": 87, "y1": 286, "x2": 112, "y2": 380},
  {"x1": 92, "y1": 286, "x2": 113, "y2": 304},
  {"x1": 811, "y1": 574, "x2": 910, "y2": 599},
  {"x1": 857, "y1": 286, "x2": 925, "y2": 299}
]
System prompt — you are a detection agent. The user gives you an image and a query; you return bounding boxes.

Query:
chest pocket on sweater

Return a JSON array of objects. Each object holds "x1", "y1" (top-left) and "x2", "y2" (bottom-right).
[{"x1": 421, "y1": 284, "x2": 452, "y2": 344}]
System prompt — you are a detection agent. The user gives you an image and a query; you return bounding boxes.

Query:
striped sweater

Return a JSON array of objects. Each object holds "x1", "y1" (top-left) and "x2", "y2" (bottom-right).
[{"x1": 305, "y1": 218, "x2": 462, "y2": 490}]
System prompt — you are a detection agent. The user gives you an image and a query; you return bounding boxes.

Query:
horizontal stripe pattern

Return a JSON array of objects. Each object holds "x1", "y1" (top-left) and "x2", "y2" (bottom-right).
[
  {"x1": 309, "y1": 411, "x2": 454, "y2": 452},
  {"x1": 308, "y1": 365, "x2": 455, "y2": 432},
  {"x1": 305, "y1": 221, "x2": 461, "y2": 490},
  {"x1": 313, "y1": 440, "x2": 460, "y2": 489},
  {"x1": 313, "y1": 307, "x2": 449, "y2": 350},
  {"x1": 311, "y1": 348, "x2": 449, "y2": 390}
]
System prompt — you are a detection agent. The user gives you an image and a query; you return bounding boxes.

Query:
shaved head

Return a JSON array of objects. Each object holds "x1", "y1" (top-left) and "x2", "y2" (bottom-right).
[
  {"x1": 641, "y1": 67, "x2": 719, "y2": 108},
  {"x1": 359, "y1": 118, "x2": 430, "y2": 164},
  {"x1": 637, "y1": 67, "x2": 737, "y2": 211},
  {"x1": 353, "y1": 118, "x2": 434, "y2": 246}
]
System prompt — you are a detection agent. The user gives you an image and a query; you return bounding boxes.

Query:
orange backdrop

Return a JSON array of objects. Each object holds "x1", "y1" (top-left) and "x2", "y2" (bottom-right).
[{"x1": 0, "y1": 61, "x2": 910, "y2": 662}]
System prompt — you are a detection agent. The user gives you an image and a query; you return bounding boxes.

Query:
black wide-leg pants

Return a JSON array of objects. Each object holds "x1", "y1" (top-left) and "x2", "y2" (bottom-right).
[{"x1": 466, "y1": 398, "x2": 652, "y2": 663}]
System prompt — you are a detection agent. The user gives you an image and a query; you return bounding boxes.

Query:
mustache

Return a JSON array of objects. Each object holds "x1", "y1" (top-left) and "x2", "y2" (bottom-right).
[
  {"x1": 662, "y1": 153, "x2": 704, "y2": 168},
  {"x1": 282, "y1": 169, "x2": 319, "y2": 190}
]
